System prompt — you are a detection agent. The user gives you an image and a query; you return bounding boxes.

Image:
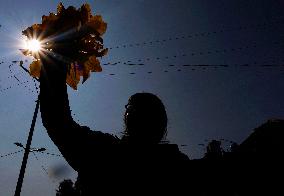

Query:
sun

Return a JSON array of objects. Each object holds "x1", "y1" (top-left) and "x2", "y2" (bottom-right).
[{"x1": 24, "y1": 39, "x2": 42, "y2": 52}]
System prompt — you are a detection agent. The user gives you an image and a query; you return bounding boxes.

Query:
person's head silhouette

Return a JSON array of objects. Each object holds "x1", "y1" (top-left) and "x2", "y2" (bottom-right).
[{"x1": 123, "y1": 93, "x2": 167, "y2": 144}]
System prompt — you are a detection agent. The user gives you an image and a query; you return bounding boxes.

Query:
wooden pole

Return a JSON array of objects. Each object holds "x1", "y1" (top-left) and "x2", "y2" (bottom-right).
[{"x1": 14, "y1": 95, "x2": 40, "y2": 196}]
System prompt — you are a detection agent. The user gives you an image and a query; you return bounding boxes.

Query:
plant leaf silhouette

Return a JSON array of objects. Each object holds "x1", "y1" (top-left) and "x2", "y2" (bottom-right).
[{"x1": 20, "y1": 2, "x2": 108, "y2": 89}]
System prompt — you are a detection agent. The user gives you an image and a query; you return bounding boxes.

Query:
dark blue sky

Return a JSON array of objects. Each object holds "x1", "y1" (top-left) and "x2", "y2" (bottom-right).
[{"x1": 1, "y1": 0, "x2": 284, "y2": 195}]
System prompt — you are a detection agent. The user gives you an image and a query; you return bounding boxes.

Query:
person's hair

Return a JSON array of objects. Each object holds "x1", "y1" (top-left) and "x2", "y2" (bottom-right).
[{"x1": 123, "y1": 92, "x2": 168, "y2": 144}]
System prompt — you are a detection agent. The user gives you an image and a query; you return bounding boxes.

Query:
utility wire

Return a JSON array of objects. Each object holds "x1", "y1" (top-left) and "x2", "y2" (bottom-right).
[
  {"x1": 0, "y1": 80, "x2": 30, "y2": 93},
  {"x1": 106, "y1": 19, "x2": 284, "y2": 50},
  {"x1": 103, "y1": 64, "x2": 284, "y2": 76},
  {"x1": 38, "y1": 151, "x2": 62, "y2": 157},
  {"x1": 1, "y1": 61, "x2": 283, "y2": 93},
  {"x1": 0, "y1": 150, "x2": 24, "y2": 158},
  {"x1": 31, "y1": 152, "x2": 56, "y2": 184},
  {"x1": 103, "y1": 40, "x2": 283, "y2": 66},
  {"x1": 32, "y1": 152, "x2": 50, "y2": 176},
  {"x1": 0, "y1": 39, "x2": 283, "y2": 93}
]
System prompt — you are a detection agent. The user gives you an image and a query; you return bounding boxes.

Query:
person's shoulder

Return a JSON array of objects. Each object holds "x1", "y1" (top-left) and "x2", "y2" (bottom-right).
[
  {"x1": 124, "y1": 143, "x2": 190, "y2": 162},
  {"x1": 79, "y1": 126, "x2": 120, "y2": 144},
  {"x1": 157, "y1": 143, "x2": 190, "y2": 161}
]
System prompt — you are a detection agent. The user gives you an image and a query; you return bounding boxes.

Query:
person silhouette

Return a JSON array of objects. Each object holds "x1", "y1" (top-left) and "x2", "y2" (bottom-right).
[{"x1": 39, "y1": 56, "x2": 189, "y2": 195}]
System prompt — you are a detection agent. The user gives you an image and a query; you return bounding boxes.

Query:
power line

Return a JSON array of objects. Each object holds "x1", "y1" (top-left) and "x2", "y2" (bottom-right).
[
  {"x1": 102, "y1": 40, "x2": 283, "y2": 67},
  {"x1": 9, "y1": 62, "x2": 37, "y2": 94},
  {"x1": 32, "y1": 152, "x2": 50, "y2": 177},
  {"x1": 38, "y1": 151, "x2": 62, "y2": 157},
  {"x1": 2, "y1": 36, "x2": 282, "y2": 78},
  {"x1": 0, "y1": 61, "x2": 283, "y2": 93},
  {"x1": 13, "y1": 141, "x2": 58, "y2": 184},
  {"x1": 103, "y1": 63, "x2": 284, "y2": 76},
  {"x1": 0, "y1": 150, "x2": 24, "y2": 158},
  {"x1": 0, "y1": 60, "x2": 36, "y2": 94},
  {"x1": 32, "y1": 78, "x2": 39, "y2": 94},
  {"x1": 1, "y1": 60, "x2": 283, "y2": 92},
  {"x1": 0, "y1": 40, "x2": 283, "y2": 94},
  {"x1": 102, "y1": 61, "x2": 144, "y2": 66},
  {"x1": 106, "y1": 19, "x2": 284, "y2": 50},
  {"x1": 0, "y1": 80, "x2": 31, "y2": 93},
  {"x1": 31, "y1": 152, "x2": 56, "y2": 184},
  {"x1": 0, "y1": 61, "x2": 27, "y2": 87}
]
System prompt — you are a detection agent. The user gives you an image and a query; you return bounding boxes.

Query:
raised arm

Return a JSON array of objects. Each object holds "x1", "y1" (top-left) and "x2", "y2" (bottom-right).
[
  {"x1": 40, "y1": 56, "x2": 82, "y2": 169},
  {"x1": 39, "y1": 56, "x2": 117, "y2": 171},
  {"x1": 40, "y1": 57, "x2": 73, "y2": 129}
]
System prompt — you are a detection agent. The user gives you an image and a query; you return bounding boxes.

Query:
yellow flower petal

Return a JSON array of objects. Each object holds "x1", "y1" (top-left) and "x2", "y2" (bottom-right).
[
  {"x1": 57, "y1": 2, "x2": 65, "y2": 15},
  {"x1": 88, "y1": 15, "x2": 107, "y2": 35},
  {"x1": 101, "y1": 48, "x2": 108, "y2": 56},
  {"x1": 85, "y1": 56, "x2": 102, "y2": 72},
  {"x1": 82, "y1": 69, "x2": 90, "y2": 84},
  {"x1": 80, "y1": 3, "x2": 91, "y2": 23},
  {"x1": 66, "y1": 63, "x2": 80, "y2": 90},
  {"x1": 89, "y1": 55, "x2": 98, "y2": 63},
  {"x1": 29, "y1": 60, "x2": 41, "y2": 78}
]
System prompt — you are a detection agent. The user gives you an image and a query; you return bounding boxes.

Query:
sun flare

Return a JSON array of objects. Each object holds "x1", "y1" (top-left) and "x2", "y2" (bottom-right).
[{"x1": 24, "y1": 39, "x2": 42, "y2": 52}]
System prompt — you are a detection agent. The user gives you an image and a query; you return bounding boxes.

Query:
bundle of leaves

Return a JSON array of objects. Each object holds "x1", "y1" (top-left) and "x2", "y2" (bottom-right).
[{"x1": 21, "y1": 2, "x2": 108, "y2": 89}]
